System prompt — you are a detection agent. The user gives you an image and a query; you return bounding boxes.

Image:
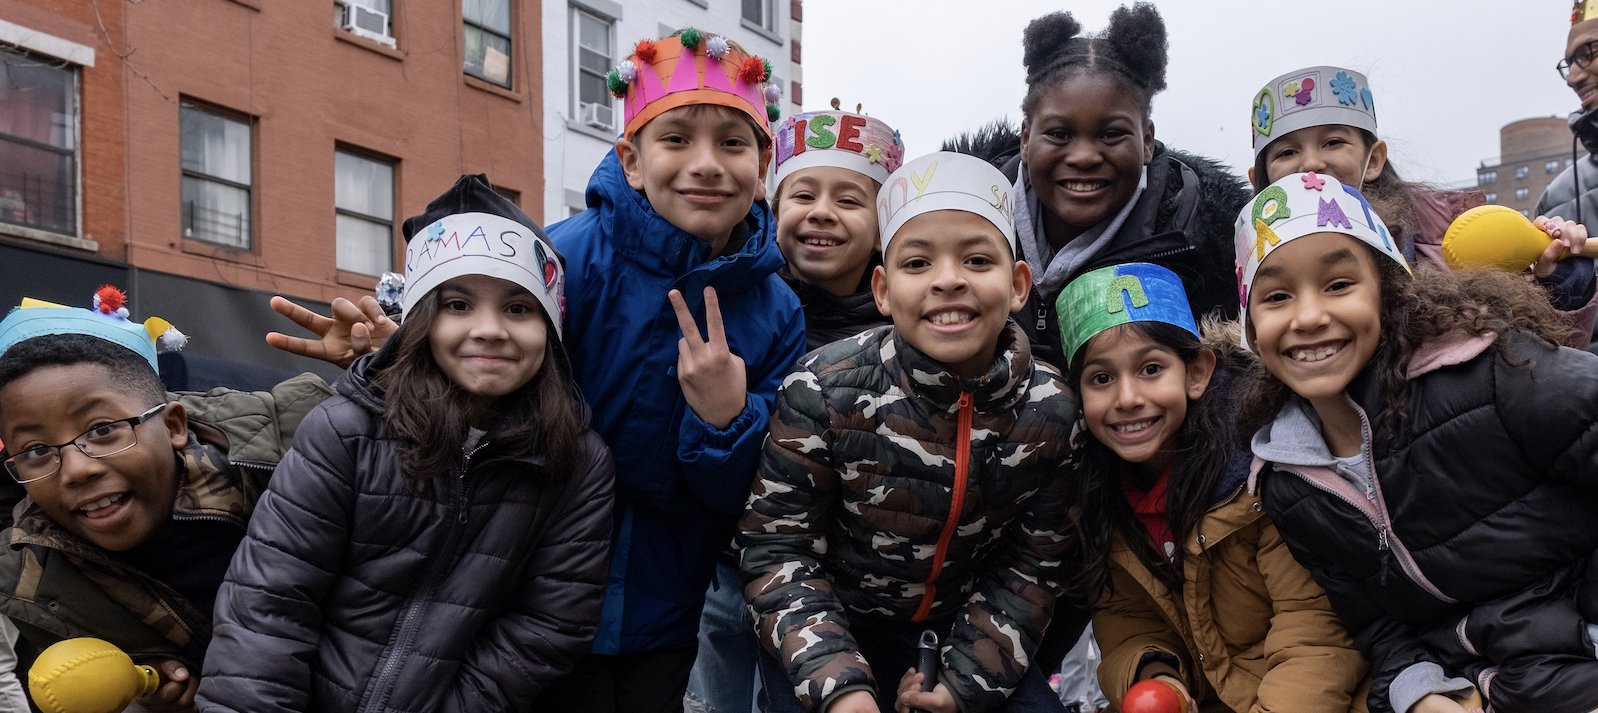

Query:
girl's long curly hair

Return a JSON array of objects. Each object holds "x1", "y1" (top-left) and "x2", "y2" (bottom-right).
[{"x1": 1236, "y1": 249, "x2": 1577, "y2": 444}]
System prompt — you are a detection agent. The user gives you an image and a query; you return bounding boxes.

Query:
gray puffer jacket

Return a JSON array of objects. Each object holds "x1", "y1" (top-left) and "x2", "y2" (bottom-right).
[
  {"x1": 196, "y1": 351, "x2": 615, "y2": 713},
  {"x1": 1534, "y1": 110, "x2": 1598, "y2": 232}
]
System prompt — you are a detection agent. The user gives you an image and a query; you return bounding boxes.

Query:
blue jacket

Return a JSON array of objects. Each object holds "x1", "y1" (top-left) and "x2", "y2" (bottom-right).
[{"x1": 547, "y1": 150, "x2": 807, "y2": 654}]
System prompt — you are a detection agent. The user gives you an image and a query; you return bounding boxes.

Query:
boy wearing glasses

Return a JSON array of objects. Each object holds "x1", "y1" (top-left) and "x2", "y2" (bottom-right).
[
  {"x1": 1538, "y1": 3, "x2": 1598, "y2": 238},
  {"x1": 0, "y1": 300, "x2": 331, "y2": 713}
]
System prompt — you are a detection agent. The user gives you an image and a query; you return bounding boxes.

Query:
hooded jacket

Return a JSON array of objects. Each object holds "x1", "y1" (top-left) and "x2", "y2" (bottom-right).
[
  {"x1": 1535, "y1": 109, "x2": 1598, "y2": 235},
  {"x1": 739, "y1": 322, "x2": 1075, "y2": 713},
  {"x1": 546, "y1": 150, "x2": 807, "y2": 654},
  {"x1": 782, "y1": 264, "x2": 890, "y2": 353},
  {"x1": 0, "y1": 373, "x2": 333, "y2": 669},
  {"x1": 197, "y1": 351, "x2": 616, "y2": 713},
  {"x1": 1252, "y1": 330, "x2": 1598, "y2": 713}
]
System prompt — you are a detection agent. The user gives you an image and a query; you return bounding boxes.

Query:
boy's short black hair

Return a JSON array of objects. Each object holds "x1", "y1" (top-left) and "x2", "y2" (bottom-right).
[{"x1": 0, "y1": 334, "x2": 167, "y2": 414}]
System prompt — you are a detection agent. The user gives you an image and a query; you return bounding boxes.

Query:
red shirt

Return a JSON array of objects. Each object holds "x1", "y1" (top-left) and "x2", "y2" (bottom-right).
[{"x1": 1121, "y1": 465, "x2": 1175, "y2": 561}]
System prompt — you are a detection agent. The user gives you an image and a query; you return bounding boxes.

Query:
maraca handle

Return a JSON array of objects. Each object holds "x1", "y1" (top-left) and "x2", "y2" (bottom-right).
[{"x1": 134, "y1": 664, "x2": 160, "y2": 697}]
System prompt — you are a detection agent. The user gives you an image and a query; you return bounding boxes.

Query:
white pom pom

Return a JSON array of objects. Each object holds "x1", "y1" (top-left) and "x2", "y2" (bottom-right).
[
  {"x1": 617, "y1": 60, "x2": 637, "y2": 83},
  {"x1": 159, "y1": 327, "x2": 188, "y2": 352},
  {"x1": 92, "y1": 294, "x2": 102, "y2": 310},
  {"x1": 764, "y1": 84, "x2": 782, "y2": 104},
  {"x1": 115, "y1": 306, "x2": 129, "y2": 319},
  {"x1": 706, "y1": 36, "x2": 730, "y2": 59}
]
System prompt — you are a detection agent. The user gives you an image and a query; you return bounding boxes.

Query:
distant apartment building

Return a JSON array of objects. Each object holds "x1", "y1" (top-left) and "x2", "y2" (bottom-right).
[
  {"x1": 1, "y1": 0, "x2": 547, "y2": 387},
  {"x1": 1477, "y1": 116, "x2": 1585, "y2": 217},
  {"x1": 541, "y1": 0, "x2": 801, "y2": 221}
]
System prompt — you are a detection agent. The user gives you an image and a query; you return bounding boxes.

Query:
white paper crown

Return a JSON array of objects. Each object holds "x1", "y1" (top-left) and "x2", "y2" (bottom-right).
[
  {"x1": 1250, "y1": 66, "x2": 1377, "y2": 156},
  {"x1": 401, "y1": 212, "x2": 565, "y2": 339},
  {"x1": 876, "y1": 151, "x2": 1016, "y2": 252},
  {"x1": 775, "y1": 111, "x2": 903, "y2": 186}
]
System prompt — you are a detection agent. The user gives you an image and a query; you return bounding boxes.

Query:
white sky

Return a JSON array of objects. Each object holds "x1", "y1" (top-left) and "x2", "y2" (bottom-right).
[{"x1": 800, "y1": 0, "x2": 1582, "y2": 187}]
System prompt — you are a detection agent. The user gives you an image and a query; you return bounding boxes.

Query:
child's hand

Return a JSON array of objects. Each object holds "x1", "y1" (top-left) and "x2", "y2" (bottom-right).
[
  {"x1": 1409, "y1": 693, "x2": 1474, "y2": 713},
  {"x1": 895, "y1": 667, "x2": 957, "y2": 713},
  {"x1": 1533, "y1": 215, "x2": 1590, "y2": 278},
  {"x1": 829, "y1": 689, "x2": 880, "y2": 713},
  {"x1": 668, "y1": 287, "x2": 748, "y2": 429},
  {"x1": 136, "y1": 659, "x2": 199, "y2": 713},
  {"x1": 1144, "y1": 674, "x2": 1198, "y2": 713},
  {"x1": 265, "y1": 295, "x2": 396, "y2": 368}
]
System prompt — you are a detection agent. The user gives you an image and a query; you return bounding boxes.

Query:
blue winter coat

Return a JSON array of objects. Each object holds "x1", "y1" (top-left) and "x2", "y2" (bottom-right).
[{"x1": 547, "y1": 150, "x2": 807, "y2": 654}]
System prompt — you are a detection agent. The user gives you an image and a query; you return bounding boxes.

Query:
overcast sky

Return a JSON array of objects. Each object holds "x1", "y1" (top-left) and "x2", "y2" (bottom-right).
[{"x1": 800, "y1": 0, "x2": 1581, "y2": 187}]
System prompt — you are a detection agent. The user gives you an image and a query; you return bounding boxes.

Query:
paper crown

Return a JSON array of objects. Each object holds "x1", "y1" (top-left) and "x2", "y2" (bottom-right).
[
  {"x1": 1576, "y1": 0, "x2": 1598, "y2": 24},
  {"x1": 1057, "y1": 263, "x2": 1199, "y2": 365},
  {"x1": 774, "y1": 112, "x2": 903, "y2": 186},
  {"x1": 400, "y1": 175, "x2": 565, "y2": 338},
  {"x1": 877, "y1": 152, "x2": 1017, "y2": 252},
  {"x1": 1250, "y1": 66, "x2": 1377, "y2": 156},
  {"x1": 1234, "y1": 171, "x2": 1410, "y2": 350},
  {"x1": 607, "y1": 29, "x2": 778, "y2": 141},
  {"x1": 0, "y1": 286, "x2": 186, "y2": 372}
]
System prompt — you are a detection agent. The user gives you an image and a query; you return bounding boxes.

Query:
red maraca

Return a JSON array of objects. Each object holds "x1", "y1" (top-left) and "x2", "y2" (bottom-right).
[{"x1": 1123, "y1": 678, "x2": 1190, "y2": 713}]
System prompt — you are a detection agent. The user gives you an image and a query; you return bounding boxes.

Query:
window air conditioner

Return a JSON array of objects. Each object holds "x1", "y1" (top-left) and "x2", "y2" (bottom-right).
[
  {"x1": 582, "y1": 102, "x2": 614, "y2": 131},
  {"x1": 340, "y1": 2, "x2": 396, "y2": 48}
]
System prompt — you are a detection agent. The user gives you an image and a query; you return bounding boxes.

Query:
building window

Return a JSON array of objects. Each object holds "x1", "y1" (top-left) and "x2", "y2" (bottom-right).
[
  {"x1": 1569, "y1": 158, "x2": 1577, "y2": 168},
  {"x1": 1515, "y1": 187, "x2": 1529, "y2": 201},
  {"x1": 572, "y1": 8, "x2": 614, "y2": 131},
  {"x1": 180, "y1": 102, "x2": 252, "y2": 248},
  {"x1": 334, "y1": 150, "x2": 394, "y2": 276},
  {"x1": 464, "y1": 0, "x2": 512, "y2": 87},
  {"x1": 1479, "y1": 170, "x2": 1497, "y2": 185},
  {"x1": 742, "y1": 0, "x2": 775, "y2": 30},
  {"x1": 336, "y1": 0, "x2": 395, "y2": 46},
  {"x1": 1548, "y1": 160, "x2": 1562, "y2": 174},
  {"x1": 1515, "y1": 165, "x2": 1529, "y2": 179},
  {"x1": 0, "y1": 47, "x2": 78, "y2": 236},
  {"x1": 1485, "y1": 192, "x2": 1497, "y2": 204}
]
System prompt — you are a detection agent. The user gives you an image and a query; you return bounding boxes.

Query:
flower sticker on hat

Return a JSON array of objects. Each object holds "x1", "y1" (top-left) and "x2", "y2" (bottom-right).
[
  {"x1": 1332, "y1": 71, "x2": 1360, "y2": 105},
  {"x1": 1252, "y1": 88, "x2": 1274, "y2": 136}
]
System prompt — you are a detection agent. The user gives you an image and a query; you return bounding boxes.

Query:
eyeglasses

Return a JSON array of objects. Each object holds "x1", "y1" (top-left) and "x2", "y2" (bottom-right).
[
  {"x1": 2, "y1": 404, "x2": 167, "y2": 484},
  {"x1": 1558, "y1": 39, "x2": 1598, "y2": 79}
]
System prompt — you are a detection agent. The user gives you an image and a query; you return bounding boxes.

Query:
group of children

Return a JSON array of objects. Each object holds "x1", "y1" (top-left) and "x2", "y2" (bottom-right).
[{"x1": 1, "y1": 3, "x2": 1597, "y2": 713}]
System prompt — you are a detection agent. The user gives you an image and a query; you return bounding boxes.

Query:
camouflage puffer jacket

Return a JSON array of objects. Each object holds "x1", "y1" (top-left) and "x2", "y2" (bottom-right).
[{"x1": 739, "y1": 322, "x2": 1076, "y2": 713}]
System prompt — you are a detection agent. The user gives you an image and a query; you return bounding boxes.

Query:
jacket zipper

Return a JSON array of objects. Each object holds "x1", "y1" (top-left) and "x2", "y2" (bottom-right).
[
  {"x1": 914, "y1": 391, "x2": 973, "y2": 622},
  {"x1": 1347, "y1": 397, "x2": 1457, "y2": 604}
]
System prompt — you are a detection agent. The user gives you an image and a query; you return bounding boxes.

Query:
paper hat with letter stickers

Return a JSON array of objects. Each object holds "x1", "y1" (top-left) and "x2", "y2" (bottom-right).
[
  {"x1": 1056, "y1": 263, "x2": 1199, "y2": 365},
  {"x1": 0, "y1": 285, "x2": 186, "y2": 372},
  {"x1": 1234, "y1": 171, "x2": 1410, "y2": 350},
  {"x1": 399, "y1": 174, "x2": 566, "y2": 339},
  {"x1": 1250, "y1": 66, "x2": 1377, "y2": 156},
  {"x1": 774, "y1": 112, "x2": 904, "y2": 186},
  {"x1": 876, "y1": 151, "x2": 1016, "y2": 252},
  {"x1": 1577, "y1": 0, "x2": 1598, "y2": 24},
  {"x1": 607, "y1": 29, "x2": 779, "y2": 142}
]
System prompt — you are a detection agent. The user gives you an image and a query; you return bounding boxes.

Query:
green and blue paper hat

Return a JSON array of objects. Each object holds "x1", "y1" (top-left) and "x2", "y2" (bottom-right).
[
  {"x1": 1056, "y1": 263, "x2": 1199, "y2": 364},
  {"x1": 0, "y1": 286, "x2": 186, "y2": 372}
]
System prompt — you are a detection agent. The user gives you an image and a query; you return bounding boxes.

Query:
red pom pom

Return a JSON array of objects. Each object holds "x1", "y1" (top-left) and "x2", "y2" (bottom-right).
[
  {"x1": 94, "y1": 285, "x2": 126, "y2": 314},
  {"x1": 739, "y1": 56, "x2": 765, "y2": 84},
  {"x1": 634, "y1": 40, "x2": 657, "y2": 64}
]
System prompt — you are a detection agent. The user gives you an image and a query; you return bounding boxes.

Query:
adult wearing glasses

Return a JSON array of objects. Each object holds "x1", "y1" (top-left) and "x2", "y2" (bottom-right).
[{"x1": 1538, "y1": 6, "x2": 1598, "y2": 238}]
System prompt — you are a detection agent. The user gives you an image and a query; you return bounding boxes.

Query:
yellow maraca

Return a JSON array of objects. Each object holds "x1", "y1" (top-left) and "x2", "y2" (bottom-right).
[
  {"x1": 1442, "y1": 205, "x2": 1566, "y2": 273},
  {"x1": 29, "y1": 637, "x2": 159, "y2": 713}
]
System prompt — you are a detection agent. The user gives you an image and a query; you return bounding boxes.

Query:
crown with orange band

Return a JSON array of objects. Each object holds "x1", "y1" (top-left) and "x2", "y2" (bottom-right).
[{"x1": 607, "y1": 28, "x2": 781, "y2": 142}]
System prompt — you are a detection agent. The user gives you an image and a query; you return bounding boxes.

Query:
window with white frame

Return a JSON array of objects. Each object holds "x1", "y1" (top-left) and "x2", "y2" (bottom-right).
[
  {"x1": 573, "y1": 8, "x2": 615, "y2": 130},
  {"x1": 1485, "y1": 192, "x2": 1497, "y2": 204},
  {"x1": 1515, "y1": 187, "x2": 1529, "y2": 201},
  {"x1": 180, "y1": 103, "x2": 252, "y2": 248},
  {"x1": 0, "y1": 47, "x2": 78, "y2": 237},
  {"x1": 1515, "y1": 165, "x2": 1529, "y2": 179},
  {"x1": 742, "y1": 0, "x2": 776, "y2": 30},
  {"x1": 1479, "y1": 170, "x2": 1497, "y2": 185},
  {"x1": 335, "y1": 150, "x2": 395, "y2": 276},
  {"x1": 336, "y1": 0, "x2": 395, "y2": 46},
  {"x1": 1548, "y1": 160, "x2": 1562, "y2": 174},
  {"x1": 464, "y1": 0, "x2": 513, "y2": 87}
]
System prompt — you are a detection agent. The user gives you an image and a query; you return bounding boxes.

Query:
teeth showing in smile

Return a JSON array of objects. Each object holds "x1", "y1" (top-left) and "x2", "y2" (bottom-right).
[
  {"x1": 1063, "y1": 180, "x2": 1107, "y2": 193},
  {"x1": 930, "y1": 311, "x2": 973, "y2": 326},
  {"x1": 1111, "y1": 418, "x2": 1156, "y2": 434},
  {"x1": 82, "y1": 495, "x2": 119, "y2": 512},
  {"x1": 803, "y1": 237, "x2": 841, "y2": 247},
  {"x1": 1290, "y1": 344, "x2": 1343, "y2": 363}
]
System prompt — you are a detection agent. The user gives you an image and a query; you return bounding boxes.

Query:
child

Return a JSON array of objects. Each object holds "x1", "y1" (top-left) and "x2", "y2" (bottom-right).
[
  {"x1": 196, "y1": 176, "x2": 616, "y2": 712},
  {"x1": 740, "y1": 151, "x2": 1074, "y2": 713},
  {"x1": 944, "y1": 4, "x2": 1250, "y2": 370},
  {"x1": 537, "y1": 29, "x2": 807, "y2": 711},
  {"x1": 1246, "y1": 65, "x2": 1598, "y2": 347},
  {"x1": 1235, "y1": 171, "x2": 1598, "y2": 713},
  {"x1": 0, "y1": 293, "x2": 333, "y2": 713},
  {"x1": 1055, "y1": 263, "x2": 1368, "y2": 712}
]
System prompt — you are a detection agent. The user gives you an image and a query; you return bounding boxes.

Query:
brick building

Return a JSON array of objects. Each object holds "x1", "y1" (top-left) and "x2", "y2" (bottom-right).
[
  {"x1": 1, "y1": 0, "x2": 546, "y2": 387},
  {"x1": 1476, "y1": 116, "x2": 1585, "y2": 217}
]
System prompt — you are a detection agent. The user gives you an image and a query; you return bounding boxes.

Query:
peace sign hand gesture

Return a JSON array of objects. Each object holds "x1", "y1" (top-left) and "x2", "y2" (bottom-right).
[
  {"x1": 669, "y1": 287, "x2": 748, "y2": 430},
  {"x1": 265, "y1": 295, "x2": 396, "y2": 369}
]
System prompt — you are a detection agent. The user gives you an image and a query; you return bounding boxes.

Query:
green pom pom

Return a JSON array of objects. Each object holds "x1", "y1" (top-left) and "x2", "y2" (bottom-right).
[
  {"x1": 679, "y1": 28, "x2": 701, "y2": 49},
  {"x1": 761, "y1": 57, "x2": 773, "y2": 82},
  {"x1": 606, "y1": 69, "x2": 627, "y2": 97},
  {"x1": 766, "y1": 103, "x2": 781, "y2": 122}
]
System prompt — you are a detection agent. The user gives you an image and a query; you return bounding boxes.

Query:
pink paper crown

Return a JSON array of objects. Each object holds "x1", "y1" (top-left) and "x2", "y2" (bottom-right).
[{"x1": 607, "y1": 30, "x2": 778, "y2": 140}]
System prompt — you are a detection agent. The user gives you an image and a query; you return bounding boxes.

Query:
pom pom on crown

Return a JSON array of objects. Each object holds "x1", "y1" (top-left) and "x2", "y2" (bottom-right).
[
  {"x1": 706, "y1": 35, "x2": 730, "y2": 58},
  {"x1": 766, "y1": 103, "x2": 781, "y2": 122},
  {"x1": 678, "y1": 27, "x2": 701, "y2": 50},
  {"x1": 634, "y1": 39, "x2": 657, "y2": 64},
  {"x1": 739, "y1": 56, "x2": 766, "y2": 84},
  {"x1": 606, "y1": 69, "x2": 627, "y2": 98},
  {"x1": 93, "y1": 285, "x2": 127, "y2": 318}
]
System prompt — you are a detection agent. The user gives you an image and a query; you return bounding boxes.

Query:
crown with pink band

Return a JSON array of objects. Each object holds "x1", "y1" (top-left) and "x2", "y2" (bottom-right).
[
  {"x1": 607, "y1": 29, "x2": 780, "y2": 141},
  {"x1": 774, "y1": 112, "x2": 903, "y2": 186}
]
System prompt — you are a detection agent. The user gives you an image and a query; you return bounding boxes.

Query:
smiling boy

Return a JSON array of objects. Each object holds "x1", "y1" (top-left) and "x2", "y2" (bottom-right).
[
  {"x1": 535, "y1": 29, "x2": 807, "y2": 711},
  {"x1": 0, "y1": 302, "x2": 331, "y2": 713},
  {"x1": 740, "y1": 152, "x2": 1076, "y2": 713}
]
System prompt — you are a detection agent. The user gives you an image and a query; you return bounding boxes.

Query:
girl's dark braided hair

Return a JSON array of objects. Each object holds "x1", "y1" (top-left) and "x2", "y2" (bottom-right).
[{"x1": 1020, "y1": 3, "x2": 1170, "y2": 120}]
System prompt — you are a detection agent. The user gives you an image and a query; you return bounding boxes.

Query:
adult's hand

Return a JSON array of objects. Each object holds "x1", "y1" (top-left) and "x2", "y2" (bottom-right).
[{"x1": 135, "y1": 659, "x2": 198, "y2": 713}]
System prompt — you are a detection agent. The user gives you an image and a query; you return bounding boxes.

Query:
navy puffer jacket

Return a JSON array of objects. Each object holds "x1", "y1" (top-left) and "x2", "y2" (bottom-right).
[{"x1": 197, "y1": 350, "x2": 615, "y2": 713}]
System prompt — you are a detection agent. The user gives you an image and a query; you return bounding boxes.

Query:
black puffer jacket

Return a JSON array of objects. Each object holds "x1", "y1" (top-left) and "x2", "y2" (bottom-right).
[
  {"x1": 1253, "y1": 331, "x2": 1598, "y2": 713},
  {"x1": 197, "y1": 351, "x2": 615, "y2": 713},
  {"x1": 781, "y1": 265, "x2": 890, "y2": 353}
]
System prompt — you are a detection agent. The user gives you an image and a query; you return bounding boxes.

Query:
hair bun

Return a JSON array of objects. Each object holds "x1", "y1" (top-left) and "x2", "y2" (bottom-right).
[
  {"x1": 1022, "y1": 12, "x2": 1083, "y2": 79},
  {"x1": 1103, "y1": 2, "x2": 1168, "y2": 94}
]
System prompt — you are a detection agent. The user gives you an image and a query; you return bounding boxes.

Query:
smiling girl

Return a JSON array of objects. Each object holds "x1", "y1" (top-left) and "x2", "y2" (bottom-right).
[
  {"x1": 197, "y1": 176, "x2": 616, "y2": 712},
  {"x1": 1236, "y1": 172, "x2": 1598, "y2": 713},
  {"x1": 1057, "y1": 263, "x2": 1368, "y2": 713}
]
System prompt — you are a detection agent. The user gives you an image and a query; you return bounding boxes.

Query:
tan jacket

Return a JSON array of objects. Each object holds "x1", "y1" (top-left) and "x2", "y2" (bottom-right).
[{"x1": 1093, "y1": 486, "x2": 1370, "y2": 713}]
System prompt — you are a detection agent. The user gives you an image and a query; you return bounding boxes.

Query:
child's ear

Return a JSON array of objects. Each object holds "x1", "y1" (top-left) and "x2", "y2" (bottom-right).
[
  {"x1": 615, "y1": 138, "x2": 647, "y2": 191},
  {"x1": 1246, "y1": 166, "x2": 1256, "y2": 186},
  {"x1": 870, "y1": 265, "x2": 891, "y2": 317},
  {"x1": 1186, "y1": 349, "x2": 1218, "y2": 401},
  {"x1": 1009, "y1": 259, "x2": 1033, "y2": 313},
  {"x1": 1142, "y1": 121, "x2": 1157, "y2": 165},
  {"x1": 1362, "y1": 140, "x2": 1388, "y2": 184},
  {"x1": 162, "y1": 401, "x2": 188, "y2": 450}
]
